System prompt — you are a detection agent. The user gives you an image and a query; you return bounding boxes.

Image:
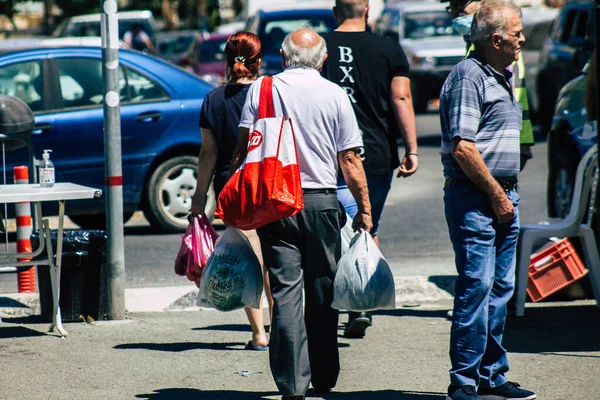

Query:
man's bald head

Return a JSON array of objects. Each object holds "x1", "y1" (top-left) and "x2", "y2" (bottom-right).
[
  {"x1": 335, "y1": 0, "x2": 368, "y2": 20},
  {"x1": 281, "y1": 28, "x2": 327, "y2": 70},
  {"x1": 289, "y1": 28, "x2": 322, "y2": 49}
]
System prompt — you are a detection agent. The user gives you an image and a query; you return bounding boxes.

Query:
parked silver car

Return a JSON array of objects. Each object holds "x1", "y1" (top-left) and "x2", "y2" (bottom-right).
[
  {"x1": 375, "y1": 1, "x2": 466, "y2": 113},
  {"x1": 53, "y1": 10, "x2": 157, "y2": 42}
]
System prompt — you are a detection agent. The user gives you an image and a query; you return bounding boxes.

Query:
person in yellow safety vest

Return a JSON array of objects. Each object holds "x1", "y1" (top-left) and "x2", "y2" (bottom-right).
[{"x1": 442, "y1": 0, "x2": 535, "y2": 170}]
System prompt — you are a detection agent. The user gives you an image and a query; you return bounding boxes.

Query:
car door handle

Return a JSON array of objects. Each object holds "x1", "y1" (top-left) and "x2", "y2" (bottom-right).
[
  {"x1": 32, "y1": 124, "x2": 52, "y2": 135},
  {"x1": 136, "y1": 112, "x2": 162, "y2": 123}
]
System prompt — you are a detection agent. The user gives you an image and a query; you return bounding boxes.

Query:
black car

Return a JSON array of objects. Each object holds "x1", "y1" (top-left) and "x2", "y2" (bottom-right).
[{"x1": 536, "y1": 0, "x2": 593, "y2": 136}]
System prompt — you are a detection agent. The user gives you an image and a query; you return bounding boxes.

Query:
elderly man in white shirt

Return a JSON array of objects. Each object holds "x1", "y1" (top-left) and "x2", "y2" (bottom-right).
[{"x1": 234, "y1": 28, "x2": 372, "y2": 400}]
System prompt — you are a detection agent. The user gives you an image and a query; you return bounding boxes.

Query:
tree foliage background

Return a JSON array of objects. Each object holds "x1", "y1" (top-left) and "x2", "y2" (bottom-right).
[
  {"x1": 54, "y1": 0, "x2": 100, "y2": 17},
  {"x1": 2, "y1": 0, "x2": 232, "y2": 33}
]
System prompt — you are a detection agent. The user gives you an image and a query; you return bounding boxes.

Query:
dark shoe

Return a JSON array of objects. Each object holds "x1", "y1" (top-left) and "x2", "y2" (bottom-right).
[
  {"x1": 446, "y1": 385, "x2": 478, "y2": 400},
  {"x1": 343, "y1": 312, "x2": 372, "y2": 338},
  {"x1": 478, "y1": 381, "x2": 536, "y2": 399},
  {"x1": 282, "y1": 395, "x2": 305, "y2": 400}
]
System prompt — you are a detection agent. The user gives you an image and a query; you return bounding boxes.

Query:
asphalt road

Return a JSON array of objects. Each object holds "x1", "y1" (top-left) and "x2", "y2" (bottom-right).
[
  {"x1": 2, "y1": 300, "x2": 599, "y2": 400},
  {"x1": 0, "y1": 112, "x2": 549, "y2": 292}
]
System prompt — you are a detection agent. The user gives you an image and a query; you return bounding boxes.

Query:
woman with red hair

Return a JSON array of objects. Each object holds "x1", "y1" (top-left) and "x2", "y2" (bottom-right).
[{"x1": 191, "y1": 32, "x2": 273, "y2": 350}]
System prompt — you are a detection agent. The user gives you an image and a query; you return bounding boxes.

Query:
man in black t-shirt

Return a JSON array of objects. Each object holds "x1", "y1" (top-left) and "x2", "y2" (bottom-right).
[{"x1": 322, "y1": 0, "x2": 418, "y2": 339}]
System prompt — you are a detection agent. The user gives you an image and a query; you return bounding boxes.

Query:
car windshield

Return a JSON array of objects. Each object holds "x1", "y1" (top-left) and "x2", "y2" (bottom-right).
[
  {"x1": 404, "y1": 11, "x2": 458, "y2": 39},
  {"x1": 199, "y1": 38, "x2": 228, "y2": 63},
  {"x1": 158, "y1": 35, "x2": 196, "y2": 57},
  {"x1": 260, "y1": 16, "x2": 337, "y2": 55}
]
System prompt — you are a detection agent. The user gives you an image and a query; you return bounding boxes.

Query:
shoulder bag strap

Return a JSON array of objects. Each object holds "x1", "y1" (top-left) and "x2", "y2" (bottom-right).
[{"x1": 258, "y1": 76, "x2": 275, "y2": 119}]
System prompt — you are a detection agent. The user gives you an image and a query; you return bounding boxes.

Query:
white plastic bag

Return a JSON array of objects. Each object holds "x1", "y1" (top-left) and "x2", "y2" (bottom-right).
[
  {"x1": 197, "y1": 227, "x2": 263, "y2": 311},
  {"x1": 332, "y1": 231, "x2": 396, "y2": 311},
  {"x1": 340, "y1": 213, "x2": 354, "y2": 254}
]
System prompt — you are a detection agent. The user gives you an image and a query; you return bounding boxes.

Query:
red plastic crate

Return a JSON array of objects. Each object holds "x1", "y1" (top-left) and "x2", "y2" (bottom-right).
[{"x1": 527, "y1": 238, "x2": 589, "y2": 302}]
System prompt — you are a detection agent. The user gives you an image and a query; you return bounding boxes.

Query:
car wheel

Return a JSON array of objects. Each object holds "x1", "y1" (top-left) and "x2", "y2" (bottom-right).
[
  {"x1": 547, "y1": 142, "x2": 578, "y2": 219},
  {"x1": 143, "y1": 155, "x2": 216, "y2": 233},
  {"x1": 68, "y1": 212, "x2": 134, "y2": 230}
]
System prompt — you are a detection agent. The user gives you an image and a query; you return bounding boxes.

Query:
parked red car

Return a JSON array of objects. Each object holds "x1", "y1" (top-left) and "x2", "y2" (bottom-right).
[{"x1": 180, "y1": 33, "x2": 229, "y2": 86}]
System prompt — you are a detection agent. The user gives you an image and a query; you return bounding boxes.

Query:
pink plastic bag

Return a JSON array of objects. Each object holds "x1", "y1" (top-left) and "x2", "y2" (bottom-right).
[{"x1": 174, "y1": 213, "x2": 219, "y2": 287}]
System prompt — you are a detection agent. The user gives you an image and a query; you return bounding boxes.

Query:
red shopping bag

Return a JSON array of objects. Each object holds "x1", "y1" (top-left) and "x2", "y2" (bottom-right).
[
  {"x1": 215, "y1": 76, "x2": 303, "y2": 230},
  {"x1": 174, "y1": 213, "x2": 219, "y2": 287}
]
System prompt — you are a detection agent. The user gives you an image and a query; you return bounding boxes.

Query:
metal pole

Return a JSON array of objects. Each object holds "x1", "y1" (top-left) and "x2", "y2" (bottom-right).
[{"x1": 101, "y1": 0, "x2": 125, "y2": 320}]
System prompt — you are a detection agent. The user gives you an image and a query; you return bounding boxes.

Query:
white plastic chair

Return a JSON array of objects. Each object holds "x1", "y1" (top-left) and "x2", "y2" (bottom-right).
[{"x1": 515, "y1": 144, "x2": 600, "y2": 316}]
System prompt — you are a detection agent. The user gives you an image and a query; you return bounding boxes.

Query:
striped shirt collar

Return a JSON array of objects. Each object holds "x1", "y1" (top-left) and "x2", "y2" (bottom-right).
[{"x1": 468, "y1": 50, "x2": 513, "y2": 83}]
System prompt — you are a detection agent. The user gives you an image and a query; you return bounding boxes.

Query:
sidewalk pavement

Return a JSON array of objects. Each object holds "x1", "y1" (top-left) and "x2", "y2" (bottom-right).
[
  {"x1": 1, "y1": 290, "x2": 599, "y2": 399},
  {"x1": 1, "y1": 214, "x2": 599, "y2": 398}
]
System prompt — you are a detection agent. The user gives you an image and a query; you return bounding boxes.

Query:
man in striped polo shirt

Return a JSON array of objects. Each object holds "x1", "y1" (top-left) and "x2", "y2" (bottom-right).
[
  {"x1": 442, "y1": 0, "x2": 535, "y2": 171},
  {"x1": 439, "y1": 1, "x2": 536, "y2": 400}
]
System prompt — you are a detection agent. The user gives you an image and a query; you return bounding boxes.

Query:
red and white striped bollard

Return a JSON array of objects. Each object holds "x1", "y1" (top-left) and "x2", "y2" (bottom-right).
[{"x1": 14, "y1": 165, "x2": 35, "y2": 293}]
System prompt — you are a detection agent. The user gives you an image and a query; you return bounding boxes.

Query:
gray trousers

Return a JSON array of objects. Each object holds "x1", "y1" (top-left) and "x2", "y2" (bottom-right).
[{"x1": 257, "y1": 190, "x2": 342, "y2": 396}]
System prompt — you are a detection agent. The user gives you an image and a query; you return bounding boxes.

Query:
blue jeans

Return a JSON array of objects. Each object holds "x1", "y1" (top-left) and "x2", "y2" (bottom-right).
[
  {"x1": 336, "y1": 172, "x2": 393, "y2": 235},
  {"x1": 444, "y1": 180, "x2": 520, "y2": 389}
]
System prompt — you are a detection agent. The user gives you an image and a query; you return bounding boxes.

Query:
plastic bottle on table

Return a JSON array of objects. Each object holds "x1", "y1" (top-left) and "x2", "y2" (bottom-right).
[{"x1": 39, "y1": 149, "x2": 55, "y2": 188}]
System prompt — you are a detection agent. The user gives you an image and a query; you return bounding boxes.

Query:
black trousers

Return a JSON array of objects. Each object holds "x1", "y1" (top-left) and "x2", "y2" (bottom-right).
[{"x1": 257, "y1": 191, "x2": 342, "y2": 396}]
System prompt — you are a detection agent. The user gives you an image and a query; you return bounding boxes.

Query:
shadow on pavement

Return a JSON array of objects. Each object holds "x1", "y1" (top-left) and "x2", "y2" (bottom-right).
[
  {"x1": 325, "y1": 390, "x2": 445, "y2": 399},
  {"x1": 135, "y1": 388, "x2": 276, "y2": 399},
  {"x1": 193, "y1": 323, "x2": 253, "y2": 332},
  {"x1": 0, "y1": 325, "x2": 46, "y2": 339},
  {"x1": 373, "y1": 308, "x2": 450, "y2": 319},
  {"x1": 503, "y1": 304, "x2": 600, "y2": 354},
  {"x1": 0, "y1": 296, "x2": 33, "y2": 309},
  {"x1": 135, "y1": 388, "x2": 445, "y2": 399},
  {"x1": 114, "y1": 341, "x2": 247, "y2": 352},
  {"x1": 428, "y1": 276, "x2": 456, "y2": 296},
  {"x1": 115, "y1": 341, "x2": 350, "y2": 352},
  {"x1": 0, "y1": 314, "x2": 45, "y2": 325}
]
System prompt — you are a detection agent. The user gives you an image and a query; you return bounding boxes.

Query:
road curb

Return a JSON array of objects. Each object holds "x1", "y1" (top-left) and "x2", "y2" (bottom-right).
[
  {"x1": 165, "y1": 275, "x2": 456, "y2": 311},
  {"x1": 0, "y1": 275, "x2": 457, "y2": 318}
]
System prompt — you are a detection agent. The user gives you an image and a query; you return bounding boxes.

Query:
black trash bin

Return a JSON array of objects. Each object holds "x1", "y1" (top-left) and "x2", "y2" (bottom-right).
[{"x1": 32, "y1": 230, "x2": 108, "y2": 322}]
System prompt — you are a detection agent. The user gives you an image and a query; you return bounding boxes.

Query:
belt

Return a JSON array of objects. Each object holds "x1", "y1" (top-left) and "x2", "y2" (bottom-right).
[
  {"x1": 303, "y1": 188, "x2": 337, "y2": 195},
  {"x1": 444, "y1": 177, "x2": 518, "y2": 193}
]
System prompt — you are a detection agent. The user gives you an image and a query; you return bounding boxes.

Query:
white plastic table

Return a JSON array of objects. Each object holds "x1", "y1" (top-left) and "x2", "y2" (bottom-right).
[{"x1": 0, "y1": 183, "x2": 102, "y2": 336}]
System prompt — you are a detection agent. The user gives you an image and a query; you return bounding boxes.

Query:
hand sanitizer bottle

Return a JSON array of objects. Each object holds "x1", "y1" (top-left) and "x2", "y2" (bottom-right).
[{"x1": 40, "y1": 149, "x2": 55, "y2": 188}]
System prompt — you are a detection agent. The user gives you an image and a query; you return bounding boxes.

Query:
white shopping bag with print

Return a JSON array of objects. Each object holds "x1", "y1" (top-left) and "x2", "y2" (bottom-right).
[{"x1": 198, "y1": 227, "x2": 263, "y2": 312}]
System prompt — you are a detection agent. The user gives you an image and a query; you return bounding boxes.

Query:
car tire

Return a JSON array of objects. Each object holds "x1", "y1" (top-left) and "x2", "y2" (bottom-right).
[
  {"x1": 68, "y1": 212, "x2": 134, "y2": 230},
  {"x1": 547, "y1": 139, "x2": 579, "y2": 219},
  {"x1": 143, "y1": 155, "x2": 216, "y2": 233}
]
